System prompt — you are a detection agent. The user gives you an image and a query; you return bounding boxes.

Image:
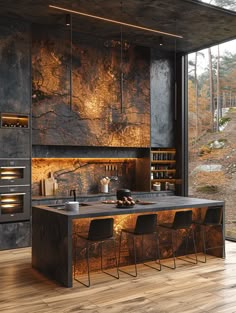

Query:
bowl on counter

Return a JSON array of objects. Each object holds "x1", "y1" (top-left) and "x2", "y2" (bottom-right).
[
  {"x1": 116, "y1": 189, "x2": 131, "y2": 200},
  {"x1": 65, "y1": 201, "x2": 79, "y2": 212}
]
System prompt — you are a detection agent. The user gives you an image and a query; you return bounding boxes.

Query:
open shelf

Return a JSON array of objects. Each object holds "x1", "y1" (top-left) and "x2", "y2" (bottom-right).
[
  {"x1": 0, "y1": 113, "x2": 29, "y2": 128},
  {"x1": 150, "y1": 148, "x2": 176, "y2": 192}
]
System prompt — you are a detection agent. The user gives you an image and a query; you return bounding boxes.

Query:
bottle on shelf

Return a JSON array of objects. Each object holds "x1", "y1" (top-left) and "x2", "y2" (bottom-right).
[{"x1": 150, "y1": 147, "x2": 176, "y2": 192}]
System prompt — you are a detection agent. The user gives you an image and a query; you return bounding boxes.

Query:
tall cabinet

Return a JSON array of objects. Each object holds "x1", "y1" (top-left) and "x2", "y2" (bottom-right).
[{"x1": 0, "y1": 19, "x2": 31, "y2": 250}]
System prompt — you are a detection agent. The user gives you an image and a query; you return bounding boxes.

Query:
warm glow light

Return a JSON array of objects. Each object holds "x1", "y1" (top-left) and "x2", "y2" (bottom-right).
[
  {"x1": 32, "y1": 158, "x2": 136, "y2": 161},
  {"x1": 49, "y1": 5, "x2": 183, "y2": 39},
  {"x1": 2, "y1": 116, "x2": 28, "y2": 120},
  {"x1": 1, "y1": 171, "x2": 15, "y2": 174},
  {"x1": 1, "y1": 198, "x2": 16, "y2": 203},
  {"x1": 1, "y1": 204, "x2": 15, "y2": 208}
]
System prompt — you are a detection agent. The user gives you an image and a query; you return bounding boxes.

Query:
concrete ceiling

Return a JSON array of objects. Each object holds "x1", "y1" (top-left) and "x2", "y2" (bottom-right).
[{"x1": 0, "y1": 0, "x2": 236, "y2": 54}]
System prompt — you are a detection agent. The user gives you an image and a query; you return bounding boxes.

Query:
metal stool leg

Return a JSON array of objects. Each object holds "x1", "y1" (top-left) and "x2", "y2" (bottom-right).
[
  {"x1": 113, "y1": 238, "x2": 120, "y2": 279},
  {"x1": 118, "y1": 231, "x2": 137, "y2": 277},
  {"x1": 101, "y1": 239, "x2": 119, "y2": 280},
  {"x1": 172, "y1": 230, "x2": 177, "y2": 269},
  {"x1": 201, "y1": 224, "x2": 225, "y2": 262},
  {"x1": 178, "y1": 228, "x2": 198, "y2": 264},
  {"x1": 143, "y1": 232, "x2": 161, "y2": 271},
  {"x1": 74, "y1": 239, "x2": 91, "y2": 287},
  {"x1": 87, "y1": 243, "x2": 91, "y2": 287}
]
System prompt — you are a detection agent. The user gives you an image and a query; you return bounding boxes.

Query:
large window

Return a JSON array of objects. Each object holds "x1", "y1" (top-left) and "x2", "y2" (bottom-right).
[
  {"x1": 188, "y1": 39, "x2": 236, "y2": 240},
  {"x1": 198, "y1": 0, "x2": 236, "y2": 11}
]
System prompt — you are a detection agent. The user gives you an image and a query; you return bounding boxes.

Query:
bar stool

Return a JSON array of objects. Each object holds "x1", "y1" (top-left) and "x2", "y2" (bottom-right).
[
  {"x1": 193, "y1": 206, "x2": 225, "y2": 262},
  {"x1": 118, "y1": 214, "x2": 161, "y2": 277},
  {"x1": 158, "y1": 210, "x2": 197, "y2": 269},
  {"x1": 73, "y1": 218, "x2": 119, "y2": 287}
]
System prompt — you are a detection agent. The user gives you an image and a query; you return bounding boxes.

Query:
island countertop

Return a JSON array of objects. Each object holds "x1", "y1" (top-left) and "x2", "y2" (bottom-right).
[{"x1": 33, "y1": 196, "x2": 225, "y2": 219}]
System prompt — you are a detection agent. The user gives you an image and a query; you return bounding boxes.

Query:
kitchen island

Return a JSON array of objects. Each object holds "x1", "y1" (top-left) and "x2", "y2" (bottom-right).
[{"x1": 32, "y1": 196, "x2": 225, "y2": 287}]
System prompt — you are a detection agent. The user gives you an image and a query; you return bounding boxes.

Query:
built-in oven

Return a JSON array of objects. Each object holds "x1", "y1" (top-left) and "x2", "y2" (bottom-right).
[
  {"x1": 0, "y1": 159, "x2": 30, "y2": 186},
  {"x1": 0, "y1": 185, "x2": 30, "y2": 222}
]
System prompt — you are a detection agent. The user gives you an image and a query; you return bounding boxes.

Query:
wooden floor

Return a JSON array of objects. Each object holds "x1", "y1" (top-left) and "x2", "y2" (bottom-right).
[{"x1": 1, "y1": 241, "x2": 236, "y2": 313}]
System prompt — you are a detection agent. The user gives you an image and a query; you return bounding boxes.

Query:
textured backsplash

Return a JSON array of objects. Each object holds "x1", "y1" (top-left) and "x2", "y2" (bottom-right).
[{"x1": 32, "y1": 158, "x2": 136, "y2": 196}]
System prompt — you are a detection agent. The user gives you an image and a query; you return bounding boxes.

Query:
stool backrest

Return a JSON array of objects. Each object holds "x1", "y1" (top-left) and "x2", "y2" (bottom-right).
[
  {"x1": 173, "y1": 210, "x2": 192, "y2": 229},
  {"x1": 204, "y1": 207, "x2": 222, "y2": 225},
  {"x1": 88, "y1": 218, "x2": 114, "y2": 241},
  {"x1": 134, "y1": 214, "x2": 157, "y2": 234}
]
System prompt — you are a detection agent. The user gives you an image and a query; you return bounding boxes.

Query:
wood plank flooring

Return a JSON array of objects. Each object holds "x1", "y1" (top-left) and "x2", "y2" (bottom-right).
[{"x1": 0, "y1": 241, "x2": 236, "y2": 313}]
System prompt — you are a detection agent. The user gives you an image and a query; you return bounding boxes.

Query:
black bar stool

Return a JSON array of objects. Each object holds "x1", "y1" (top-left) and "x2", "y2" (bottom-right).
[
  {"x1": 73, "y1": 218, "x2": 119, "y2": 287},
  {"x1": 193, "y1": 206, "x2": 225, "y2": 262},
  {"x1": 158, "y1": 210, "x2": 197, "y2": 269},
  {"x1": 118, "y1": 214, "x2": 161, "y2": 277}
]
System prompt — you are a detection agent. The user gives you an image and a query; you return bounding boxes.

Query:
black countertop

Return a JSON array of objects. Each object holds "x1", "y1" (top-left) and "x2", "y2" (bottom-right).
[{"x1": 33, "y1": 196, "x2": 225, "y2": 219}]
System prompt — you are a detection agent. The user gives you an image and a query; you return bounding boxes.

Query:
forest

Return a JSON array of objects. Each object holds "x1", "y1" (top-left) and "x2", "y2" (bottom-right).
[{"x1": 188, "y1": 0, "x2": 236, "y2": 238}]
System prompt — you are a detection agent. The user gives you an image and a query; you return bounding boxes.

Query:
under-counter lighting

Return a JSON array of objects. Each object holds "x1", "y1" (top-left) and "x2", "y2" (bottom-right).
[
  {"x1": 32, "y1": 157, "x2": 137, "y2": 162},
  {"x1": 49, "y1": 5, "x2": 183, "y2": 39}
]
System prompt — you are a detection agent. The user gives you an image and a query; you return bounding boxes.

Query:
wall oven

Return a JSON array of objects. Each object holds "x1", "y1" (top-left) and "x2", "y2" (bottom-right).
[
  {"x1": 0, "y1": 159, "x2": 31, "y2": 223},
  {"x1": 0, "y1": 185, "x2": 30, "y2": 222},
  {"x1": 0, "y1": 159, "x2": 30, "y2": 186}
]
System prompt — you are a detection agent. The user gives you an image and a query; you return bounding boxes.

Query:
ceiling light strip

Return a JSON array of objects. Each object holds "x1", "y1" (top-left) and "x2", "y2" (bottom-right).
[{"x1": 49, "y1": 5, "x2": 183, "y2": 39}]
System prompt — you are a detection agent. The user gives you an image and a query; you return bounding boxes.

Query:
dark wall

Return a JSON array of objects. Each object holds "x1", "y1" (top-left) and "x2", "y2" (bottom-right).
[
  {"x1": 150, "y1": 50, "x2": 175, "y2": 148},
  {"x1": 32, "y1": 25, "x2": 150, "y2": 147}
]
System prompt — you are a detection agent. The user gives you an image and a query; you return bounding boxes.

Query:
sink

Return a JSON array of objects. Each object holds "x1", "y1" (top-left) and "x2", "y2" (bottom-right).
[{"x1": 48, "y1": 202, "x2": 91, "y2": 210}]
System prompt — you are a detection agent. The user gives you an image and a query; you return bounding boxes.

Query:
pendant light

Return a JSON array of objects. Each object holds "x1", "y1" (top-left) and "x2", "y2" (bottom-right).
[
  {"x1": 120, "y1": 1, "x2": 124, "y2": 113},
  {"x1": 66, "y1": 14, "x2": 73, "y2": 111}
]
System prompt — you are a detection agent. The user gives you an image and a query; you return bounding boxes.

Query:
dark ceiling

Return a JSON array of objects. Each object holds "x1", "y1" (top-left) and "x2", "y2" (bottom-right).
[{"x1": 0, "y1": 0, "x2": 236, "y2": 54}]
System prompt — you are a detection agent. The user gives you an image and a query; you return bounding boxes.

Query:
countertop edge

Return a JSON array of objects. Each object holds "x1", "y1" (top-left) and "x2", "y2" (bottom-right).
[{"x1": 32, "y1": 196, "x2": 225, "y2": 219}]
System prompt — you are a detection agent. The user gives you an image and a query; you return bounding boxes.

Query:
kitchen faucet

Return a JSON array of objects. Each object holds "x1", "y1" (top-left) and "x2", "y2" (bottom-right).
[{"x1": 70, "y1": 189, "x2": 76, "y2": 202}]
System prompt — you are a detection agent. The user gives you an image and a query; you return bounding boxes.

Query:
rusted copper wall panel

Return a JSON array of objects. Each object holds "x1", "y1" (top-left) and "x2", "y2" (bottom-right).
[{"x1": 32, "y1": 26, "x2": 150, "y2": 147}]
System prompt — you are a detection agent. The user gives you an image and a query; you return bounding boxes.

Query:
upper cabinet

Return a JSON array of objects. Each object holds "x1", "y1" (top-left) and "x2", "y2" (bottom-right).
[
  {"x1": 31, "y1": 26, "x2": 150, "y2": 147},
  {"x1": 0, "y1": 19, "x2": 31, "y2": 114},
  {"x1": 0, "y1": 19, "x2": 31, "y2": 158},
  {"x1": 150, "y1": 50, "x2": 176, "y2": 148}
]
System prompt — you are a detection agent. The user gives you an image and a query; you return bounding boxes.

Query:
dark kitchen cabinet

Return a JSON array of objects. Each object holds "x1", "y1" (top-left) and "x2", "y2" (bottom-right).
[
  {"x1": 0, "y1": 19, "x2": 31, "y2": 114},
  {"x1": 0, "y1": 128, "x2": 31, "y2": 158},
  {"x1": 0, "y1": 19, "x2": 32, "y2": 250},
  {"x1": 0, "y1": 221, "x2": 31, "y2": 250}
]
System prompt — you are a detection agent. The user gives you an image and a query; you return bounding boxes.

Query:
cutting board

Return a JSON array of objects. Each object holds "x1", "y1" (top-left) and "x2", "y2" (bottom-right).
[{"x1": 44, "y1": 178, "x2": 54, "y2": 196}]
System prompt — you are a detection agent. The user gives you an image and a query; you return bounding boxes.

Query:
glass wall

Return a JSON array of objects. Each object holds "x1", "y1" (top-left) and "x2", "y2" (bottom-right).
[
  {"x1": 199, "y1": 0, "x2": 236, "y2": 12},
  {"x1": 188, "y1": 39, "x2": 236, "y2": 240}
]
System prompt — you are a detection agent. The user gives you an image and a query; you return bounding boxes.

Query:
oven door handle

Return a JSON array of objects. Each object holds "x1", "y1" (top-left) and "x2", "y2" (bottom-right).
[
  {"x1": 0, "y1": 166, "x2": 26, "y2": 169},
  {"x1": 1, "y1": 193, "x2": 26, "y2": 196}
]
